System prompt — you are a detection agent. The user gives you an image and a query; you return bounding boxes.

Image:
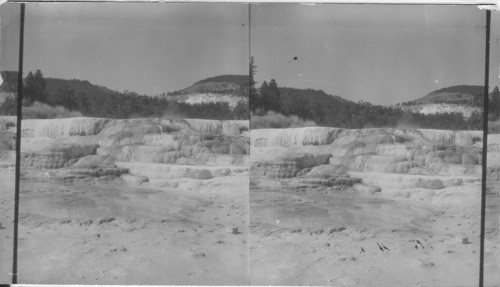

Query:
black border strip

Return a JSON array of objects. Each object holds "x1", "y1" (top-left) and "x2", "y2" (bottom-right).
[
  {"x1": 479, "y1": 9, "x2": 490, "y2": 287},
  {"x1": 12, "y1": 3, "x2": 25, "y2": 285}
]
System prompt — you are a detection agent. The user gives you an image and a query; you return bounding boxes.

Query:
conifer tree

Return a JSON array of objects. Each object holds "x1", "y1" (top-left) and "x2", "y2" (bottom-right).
[
  {"x1": 491, "y1": 86, "x2": 500, "y2": 119},
  {"x1": 249, "y1": 56, "x2": 258, "y2": 113}
]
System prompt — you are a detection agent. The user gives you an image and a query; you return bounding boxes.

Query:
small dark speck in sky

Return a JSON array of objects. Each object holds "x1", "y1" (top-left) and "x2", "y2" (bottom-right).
[{"x1": 288, "y1": 56, "x2": 299, "y2": 64}]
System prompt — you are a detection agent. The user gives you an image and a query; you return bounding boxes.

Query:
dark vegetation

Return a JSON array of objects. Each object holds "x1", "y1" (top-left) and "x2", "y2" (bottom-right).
[
  {"x1": 1, "y1": 60, "x2": 498, "y2": 130},
  {"x1": 167, "y1": 74, "x2": 249, "y2": 96},
  {"x1": 0, "y1": 71, "x2": 18, "y2": 92},
  {"x1": 0, "y1": 70, "x2": 249, "y2": 120},
  {"x1": 431, "y1": 85, "x2": 484, "y2": 95},
  {"x1": 249, "y1": 58, "x2": 489, "y2": 130},
  {"x1": 0, "y1": 96, "x2": 16, "y2": 116},
  {"x1": 401, "y1": 85, "x2": 485, "y2": 107},
  {"x1": 490, "y1": 86, "x2": 500, "y2": 121},
  {"x1": 196, "y1": 74, "x2": 249, "y2": 87}
]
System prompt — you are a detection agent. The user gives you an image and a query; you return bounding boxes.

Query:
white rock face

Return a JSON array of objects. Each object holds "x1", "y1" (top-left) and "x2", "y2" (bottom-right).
[
  {"x1": 22, "y1": 117, "x2": 110, "y2": 139},
  {"x1": 251, "y1": 127, "x2": 339, "y2": 148},
  {"x1": 402, "y1": 103, "x2": 481, "y2": 119},
  {"x1": 17, "y1": 117, "x2": 249, "y2": 185},
  {"x1": 20, "y1": 117, "x2": 249, "y2": 140},
  {"x1": 252, "y1": 127, "x2": 482, "y2": 150},
  {"x1": 173, "y1": 93, "x2": 247, "y2": 109},
  {"x1": 251, "y1": 126, "x2": 482, "y2": 201}
]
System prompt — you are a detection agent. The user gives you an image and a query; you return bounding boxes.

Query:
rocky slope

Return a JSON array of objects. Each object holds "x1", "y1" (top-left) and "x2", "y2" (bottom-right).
[
  {"x1": 400, "y1": 85, "x2": 484, "y2": 119},
  {"x1": 164, "y1": 74, "x2": 248, "y2": 109},
  {"x1": 172, "y1": 93, "x2": 246, "y2": 109},
  {"x1": 402, "y1": 103, "x2": 481, "y2": 119},
  {"x1": 180, "y1": 75, "x2": 247, "y2": 95},
  {"x1": 410, "y1": 85, "x2": 483, "y2": 105}
]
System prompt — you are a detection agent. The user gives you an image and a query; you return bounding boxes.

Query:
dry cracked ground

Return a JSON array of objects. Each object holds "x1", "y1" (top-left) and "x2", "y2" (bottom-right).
[
  {"x1": 0, "y1": 116, "x2": 249, "y2": 284},
  {"x1": 250, "y1": 127, "x2": 499, "y2": 286}
]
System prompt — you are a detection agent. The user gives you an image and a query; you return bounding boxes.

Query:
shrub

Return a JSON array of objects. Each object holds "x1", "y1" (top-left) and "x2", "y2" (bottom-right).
[{"x1": 22, "y1": 101, "x2": 82, "y2": 119}]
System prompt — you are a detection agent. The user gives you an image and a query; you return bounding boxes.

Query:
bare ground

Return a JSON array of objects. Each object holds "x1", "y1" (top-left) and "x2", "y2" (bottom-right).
[
  {"x1": 0, "y1": 166, "x2": 14, "y2": 284},
  {"x1": 249, "y1": 182, "x2": 485, "y2": 286},
  {"x1": 8, "y1": 171, "x2": 249, "y2": 284}
]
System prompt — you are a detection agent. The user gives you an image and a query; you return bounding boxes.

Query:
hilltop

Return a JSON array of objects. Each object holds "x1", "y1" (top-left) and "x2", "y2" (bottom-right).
[
  {"x1": 279, "y1": 87, "x2": 351, "y2": 107},
  {"x1": 0, "y1": 72, "x2": 123, "y2": 108},
  {"x1": 164, "y1": 74, "x2": 248, "y2": 110},
  {"x1": 44, "y1": 78, "x2": 117, "y2": 99},
  {"x1": 406, "y1": 85, "x2": 484, "y2": 106},
  {"x1": 179, "y1": 74, "x2": 248, "y2": 94},
  {"x1": 399, "y1": 85, "x2": 500, "y2": 120}
]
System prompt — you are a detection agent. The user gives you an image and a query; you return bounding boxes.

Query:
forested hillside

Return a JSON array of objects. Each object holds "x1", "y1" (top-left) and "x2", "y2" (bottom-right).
[
  {"x1": 168, "y1": 74, "x2": 248, "y2": 96},
  {"x1": 0, "y1": 70, "x2": 249, "y2": 120},
  {"x1": 403, "y1": 85, "x2": 484, "y2": 106}
]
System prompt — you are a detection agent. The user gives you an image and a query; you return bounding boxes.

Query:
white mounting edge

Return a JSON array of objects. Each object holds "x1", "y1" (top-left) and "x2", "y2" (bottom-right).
[
  {"x1": 478, "y1": 0, "x2": 500, "y2": 10},
  {"x1": 0, "y1": 0, "x2": 498, "y2": 4}
]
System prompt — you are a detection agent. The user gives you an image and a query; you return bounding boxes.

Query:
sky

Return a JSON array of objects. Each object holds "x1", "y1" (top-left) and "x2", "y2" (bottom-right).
[
  {"x1": 0, "y1": 3, "x2": 499, "y2": 105},
  {"x1": 1, "y1": 3, "x2": 249, "y2": 95},
  {"x1": 251, "y1": 4, "x2": 500, "y2": 105}
]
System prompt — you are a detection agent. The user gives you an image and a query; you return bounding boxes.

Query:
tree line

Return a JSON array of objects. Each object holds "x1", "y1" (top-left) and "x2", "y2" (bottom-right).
[
  {"x1": 249, "y1": 57, "x2": 484, "y2": 130},
  {"x1": 0, "y1": 70, "x2": 249, "y2": 120}
]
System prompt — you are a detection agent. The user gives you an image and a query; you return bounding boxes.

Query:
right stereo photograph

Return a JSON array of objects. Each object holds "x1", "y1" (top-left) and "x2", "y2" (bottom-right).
[
  {"x1": 486, "y1": 8, "x2": 500, "y2": 287},
  {"x1": 249, "y1": 4, "x2": 499, "y2": 286}
]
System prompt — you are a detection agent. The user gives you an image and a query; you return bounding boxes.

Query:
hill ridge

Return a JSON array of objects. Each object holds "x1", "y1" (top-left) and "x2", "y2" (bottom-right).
[
  {"x1": 409, "y1": 84, "x2": 484, "y2": 106},
  {"x1": 179, "y1": 74, "x2": 248, "y2": 95}
]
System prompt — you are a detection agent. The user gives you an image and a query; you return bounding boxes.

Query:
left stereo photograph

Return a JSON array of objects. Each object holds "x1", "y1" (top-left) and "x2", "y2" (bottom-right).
[
  {"x1": 0, "y1": 3, "x2": 250, "y2": 284},
  {"x1": 0, "y1": 3, "x2": 19, "y2": 284}
]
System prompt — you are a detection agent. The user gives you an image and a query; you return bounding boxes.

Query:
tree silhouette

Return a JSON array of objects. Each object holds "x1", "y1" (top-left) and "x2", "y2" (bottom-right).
[
  {"x1": 33, "y1": 70, "x2": 47, "y2": 103},
  {"x1": 23, "y1": 71, "x2": 35, "y2": 106},
  {"x1": 23, "y1": 70, "x2": 46, "y2": 105},
  {"x1": 258, "y1": 81, "x2": 268, "y2": 111},
  {"x1": 267, "y1": 79, "x2": 280, "y2": 111},
  {"x1": 249, "y1": 56, "x2": 258, "y2": 113},
  {"x1": 491, "y1": 86, "x2": 500, "y2": 120}
]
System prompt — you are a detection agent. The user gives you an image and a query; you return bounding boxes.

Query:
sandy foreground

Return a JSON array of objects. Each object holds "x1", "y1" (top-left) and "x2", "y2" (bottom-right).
[
  {"x1": 0, "y1": 165, "x2": 14, "y2": 283},
  {"x1": 0, "y1": 170, "x2": 248, "y2": 284},
  {"x1": 17, "y1": 175, "x2": 248, "y2": 284},
  {"x1": 250, "y1": 180, "x2": 485, "y2": 286}
]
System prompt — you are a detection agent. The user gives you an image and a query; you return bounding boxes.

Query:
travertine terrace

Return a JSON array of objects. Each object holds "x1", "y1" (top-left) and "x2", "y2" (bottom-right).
[
  {"x1": 250, "y1": 126, "x2": 483, "y2": 286},
  {"x1": 0, "y1": 116, "x2": 250, "y2": 284}
]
